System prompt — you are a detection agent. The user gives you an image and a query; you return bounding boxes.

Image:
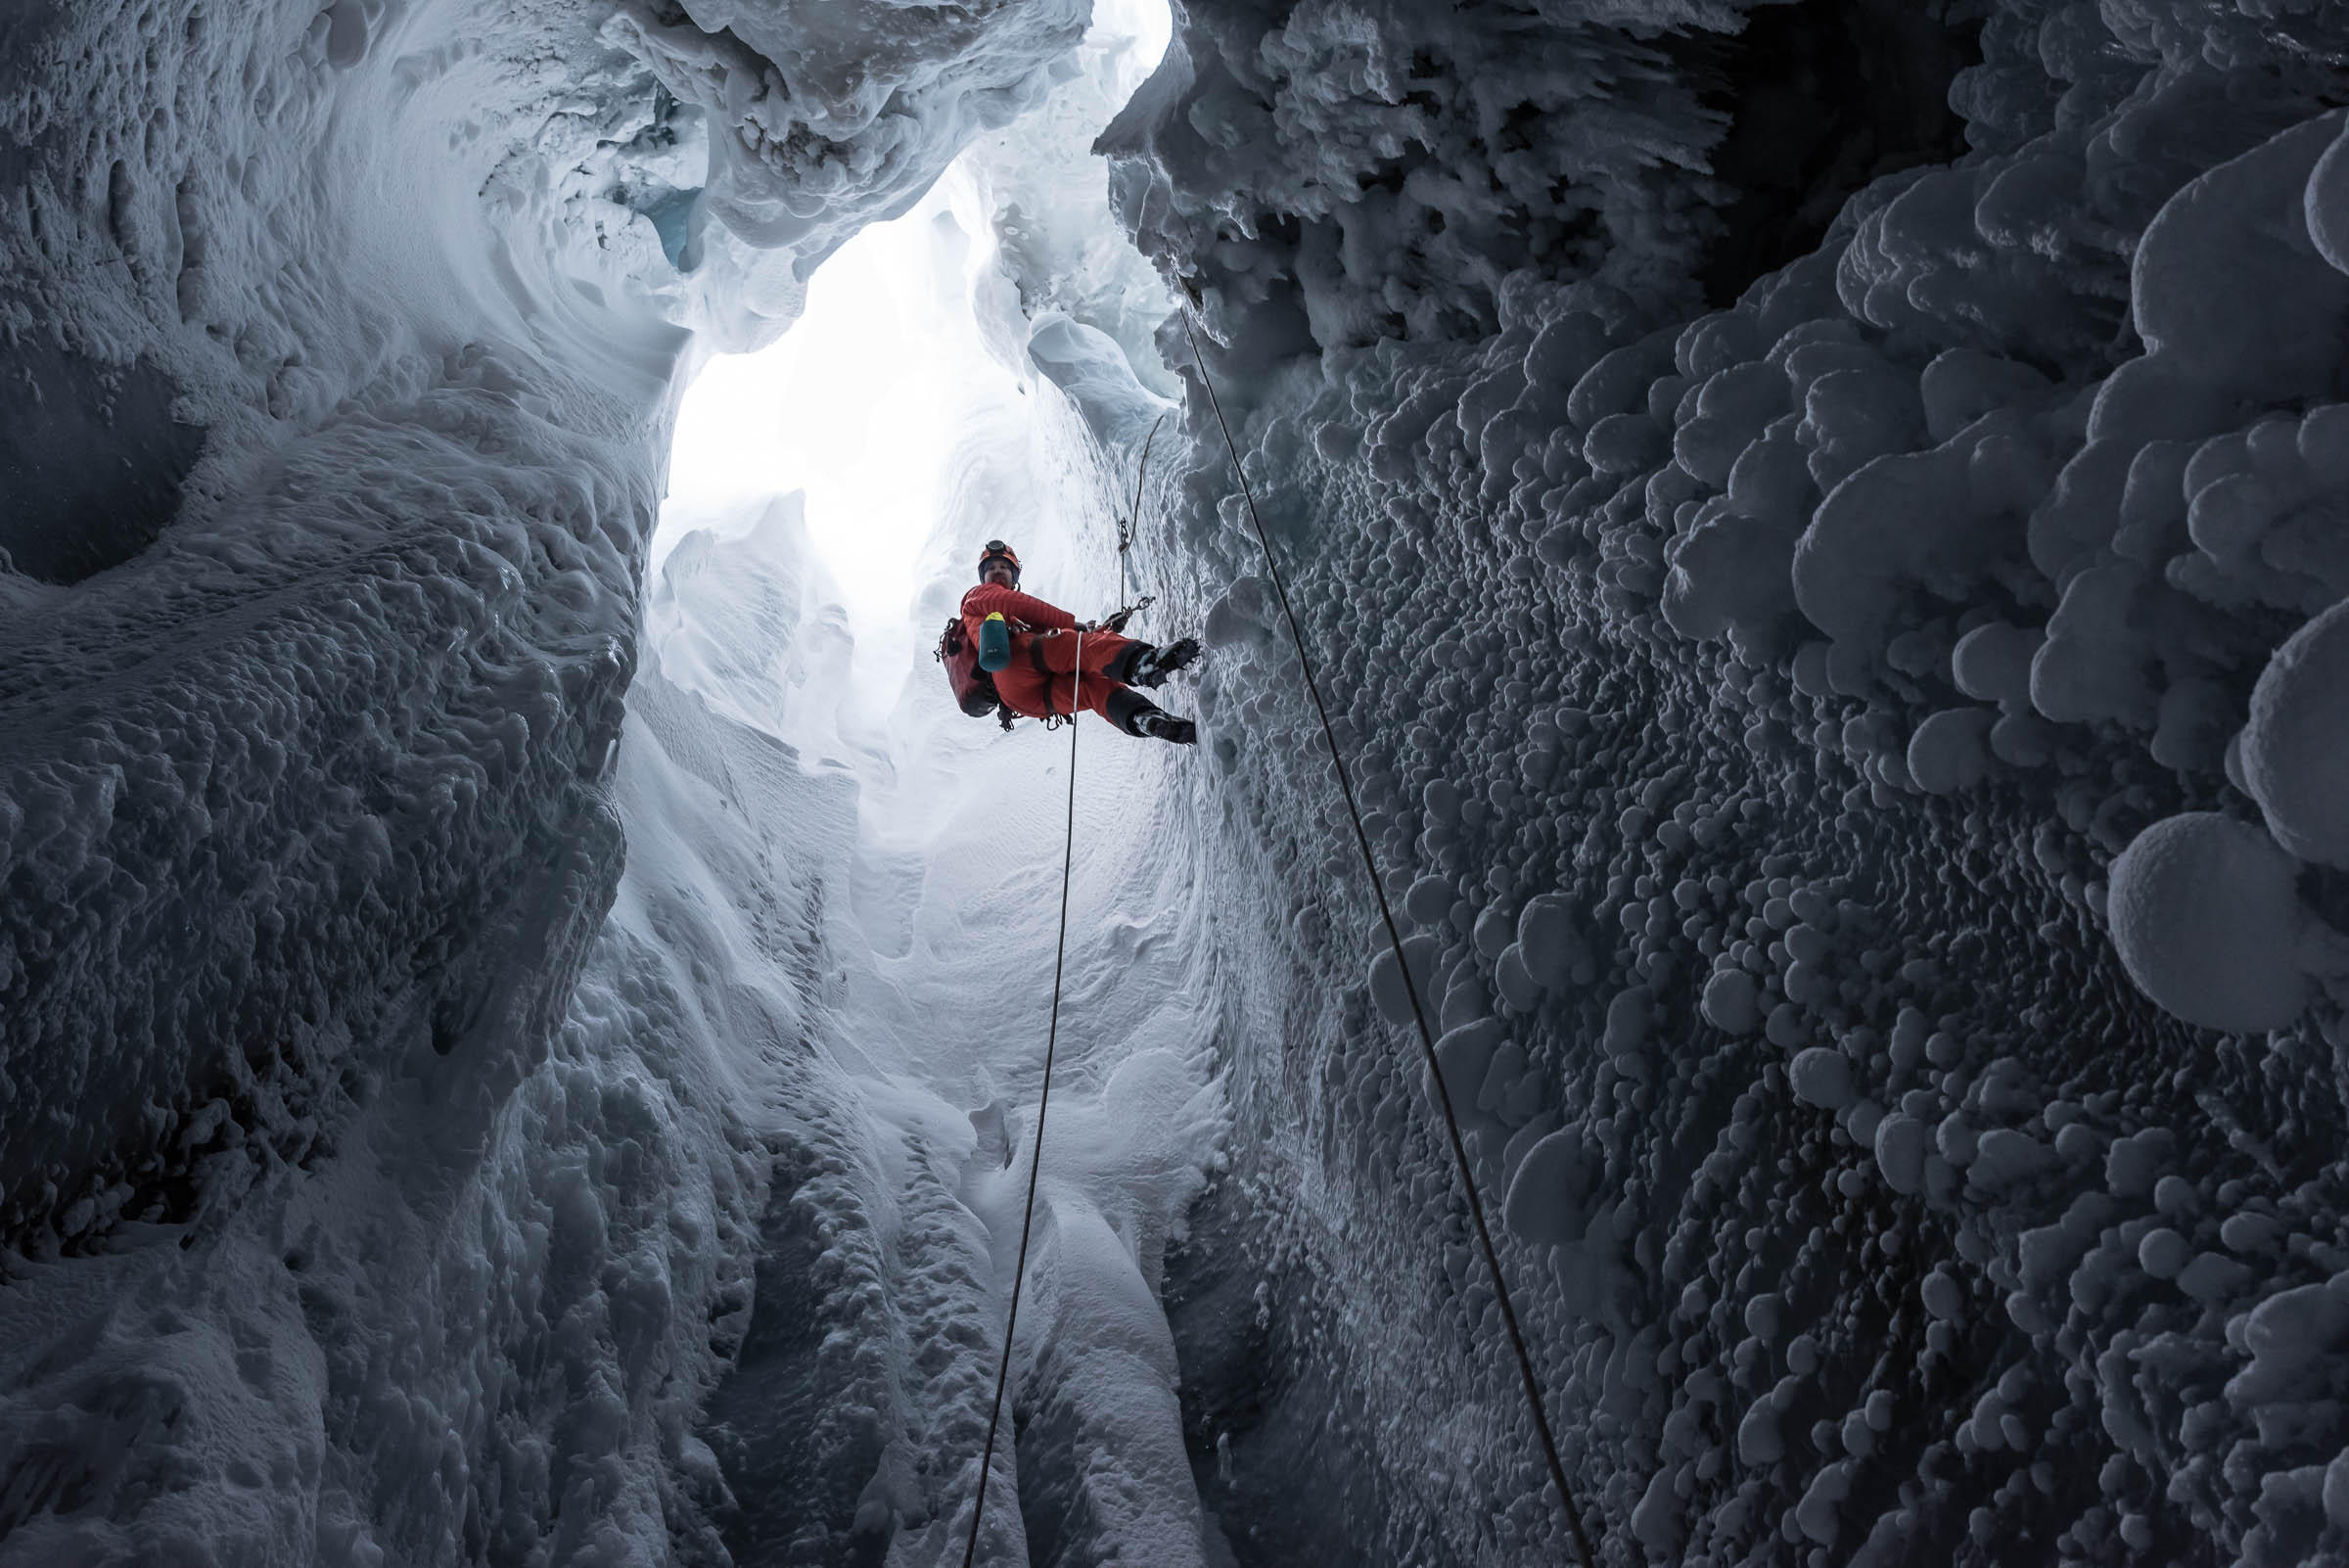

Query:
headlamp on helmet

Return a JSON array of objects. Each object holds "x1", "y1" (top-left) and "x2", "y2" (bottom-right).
[{"x1": 977, "y1": 539, "x2": 1021, "y2": 585}]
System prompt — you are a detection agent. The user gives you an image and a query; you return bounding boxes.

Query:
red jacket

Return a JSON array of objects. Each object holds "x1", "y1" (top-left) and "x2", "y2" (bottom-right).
[
  {"x1": 958, "y1": 582, "x2": 1139, "y2": 722},
  {"x1": 959, "y1": 582, "x2": 1076, "y2": 639}
]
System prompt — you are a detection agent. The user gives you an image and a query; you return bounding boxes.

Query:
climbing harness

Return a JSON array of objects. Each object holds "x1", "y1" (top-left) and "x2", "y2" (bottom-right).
[
  {"x1": 942, "y1": 610, "x2": 1152, "y2": 732},
  {"x1": 1178, "y1": 306, "x2": 1601, "y2": 1568},
  {"x1": 1025, "y1": 631, "x2": 1086, "y2": 727},
  {"x1": 960, "y1": 629, "x2": 1083, "y2": 1568}
]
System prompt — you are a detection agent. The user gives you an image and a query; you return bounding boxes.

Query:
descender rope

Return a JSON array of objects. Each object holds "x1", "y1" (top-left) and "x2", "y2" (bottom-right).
[{"x1": 960, "y1": 625, "x2": 1083, "y2": 1568}]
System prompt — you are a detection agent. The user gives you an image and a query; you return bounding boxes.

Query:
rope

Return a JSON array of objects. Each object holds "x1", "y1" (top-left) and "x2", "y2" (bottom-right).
[
  {"x1": 1178, "y1": 308, "x2": 1599, "y2": 1568},
  {"x1": 964, "y1": 417, "x2": 1164, "y2": 1549},
  {"x1": 960, "y1": 629, "x2": 1083, "y2": 1568},
  {"x1": 1121, "y1": 412, "x2": 1167, "y2": 615}
]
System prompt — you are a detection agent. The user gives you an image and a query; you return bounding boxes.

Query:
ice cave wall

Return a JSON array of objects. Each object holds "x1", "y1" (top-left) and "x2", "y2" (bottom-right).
[
  {"x1": 0, "y1": 0, "x2": 1090, "y2": 1560},
  {"x1": 1103, "y1": 2, "x2": 2349, "y2": 1565},
  {"x1": 10, "y1": 0, "x2": 2349, "y2": 1566},
  {"x1": 0, "y1": 0, "x2": 1082, "y2": 1234}
]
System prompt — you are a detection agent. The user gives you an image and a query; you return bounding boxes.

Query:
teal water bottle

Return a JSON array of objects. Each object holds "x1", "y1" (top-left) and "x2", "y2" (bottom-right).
[{"x1": 977, "y1": 612, "x2": 1012, "y2": 671}]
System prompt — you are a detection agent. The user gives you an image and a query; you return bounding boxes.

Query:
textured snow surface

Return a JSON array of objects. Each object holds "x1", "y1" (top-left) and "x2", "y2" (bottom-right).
[{"x1": 11, "y1": 0, "x2": 2349, "y2": 1564}]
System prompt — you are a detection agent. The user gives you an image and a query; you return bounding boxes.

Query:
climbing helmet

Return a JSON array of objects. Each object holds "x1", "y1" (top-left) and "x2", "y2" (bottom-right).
[{"x1": 977, "y1": 539, "x2": 1021, "y2": 585}]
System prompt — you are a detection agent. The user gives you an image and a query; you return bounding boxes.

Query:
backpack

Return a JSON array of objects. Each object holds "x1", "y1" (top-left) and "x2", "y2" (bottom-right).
[{"x1": 939, "y1": 617, "x2": 1013, "y2": 726}]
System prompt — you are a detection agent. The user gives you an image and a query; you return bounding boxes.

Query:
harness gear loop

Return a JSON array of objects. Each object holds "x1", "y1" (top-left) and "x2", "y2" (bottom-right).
[
  {"x1": 960, "y1": 631, "x2": 1082, "y2": 1568},
  {"x1": 1179, "y1": 307, "x2": 1599, "y2": 1568}
]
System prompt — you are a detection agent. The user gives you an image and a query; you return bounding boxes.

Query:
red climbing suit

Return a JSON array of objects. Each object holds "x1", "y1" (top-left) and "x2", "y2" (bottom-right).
[{"x1": 959, "y1": 582, "x2": 1141, "y2": 723}]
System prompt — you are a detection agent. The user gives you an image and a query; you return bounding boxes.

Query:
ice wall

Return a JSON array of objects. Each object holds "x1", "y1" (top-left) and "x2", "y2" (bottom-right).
[
  {"x1": 10, "y1": 0, "x2": 2349, "y2": 1563},
  {"x1": 1098, "y1": 1, "x2": 2349, "y2": 1564},
  {"x1": 0, "y1": 0, "x2": 1096, "y2": 1559},
  {"x1": 635, "y1": 302, "x2": 1230, "y2": 1565}
]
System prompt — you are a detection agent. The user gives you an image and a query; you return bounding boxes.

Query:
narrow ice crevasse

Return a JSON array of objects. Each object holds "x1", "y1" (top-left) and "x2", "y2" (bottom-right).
[
  {"x1": 18, "y1": 1, "x2": 2349, "y2": 1566},
  {"x1": 0, "y1": 0, "x2": 1214, "y2": 1562},
  {"x1": 628, "y1": 7, "x2": 1232, "y2": 1562}
]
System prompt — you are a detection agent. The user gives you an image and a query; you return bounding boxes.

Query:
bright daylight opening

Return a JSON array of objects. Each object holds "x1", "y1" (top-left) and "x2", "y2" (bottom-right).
[
  {"x1": 655, "y1": 0, "x2": 1174, "y2": 735},
  {"x1": 630, "y1": 9, "x2": 1227, "y2": 1556}
]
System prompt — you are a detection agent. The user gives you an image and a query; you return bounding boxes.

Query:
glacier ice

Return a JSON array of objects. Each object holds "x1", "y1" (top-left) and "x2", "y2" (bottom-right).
[{"x1": 11, "y1": 0, "x2": 2349, "y2": 1563}]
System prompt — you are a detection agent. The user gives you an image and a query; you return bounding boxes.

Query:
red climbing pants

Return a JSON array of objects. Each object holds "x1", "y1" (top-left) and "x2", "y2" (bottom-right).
[{"x1": 992, "y1": 627, "x2": 1143, "y2": 724}]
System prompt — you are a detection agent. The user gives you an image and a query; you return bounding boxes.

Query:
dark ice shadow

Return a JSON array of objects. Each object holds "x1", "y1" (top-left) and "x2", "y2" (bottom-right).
[{"x1": 0, "y1": 345, "x2": 206, "y2": 584}]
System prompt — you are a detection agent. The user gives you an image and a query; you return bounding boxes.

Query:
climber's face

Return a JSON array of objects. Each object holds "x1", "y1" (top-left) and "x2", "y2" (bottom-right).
[{"x1": 980, "y1": 557, "x2": 1019, "y2": 588}]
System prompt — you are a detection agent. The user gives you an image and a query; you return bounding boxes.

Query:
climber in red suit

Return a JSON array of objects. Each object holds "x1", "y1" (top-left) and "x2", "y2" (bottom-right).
[{"x1": 959, "y1": 540, "x2": 1200, "y2": 742}]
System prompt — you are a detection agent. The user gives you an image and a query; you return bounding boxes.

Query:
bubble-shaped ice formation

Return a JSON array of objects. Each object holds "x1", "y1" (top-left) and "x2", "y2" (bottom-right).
[
  {"x1": 2107, "y1": 812, "x2": 2309, "y2": 1031},
  {"x1": 2243, "y1": 599, "x2": 2349, "y2": 869}
]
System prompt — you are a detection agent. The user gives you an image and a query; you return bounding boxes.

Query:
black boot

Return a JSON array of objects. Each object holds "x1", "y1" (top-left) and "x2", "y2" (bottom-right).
[
  {"x1": 1131, "y1": 637, "x2": 1201, "y2": 689},
  {"x1": 1106, "y1": 687, "x2": 1197, "y2": 744},
  {"x1": 1105, "y1": 642, "x2": 1150, "y2": 685}
]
